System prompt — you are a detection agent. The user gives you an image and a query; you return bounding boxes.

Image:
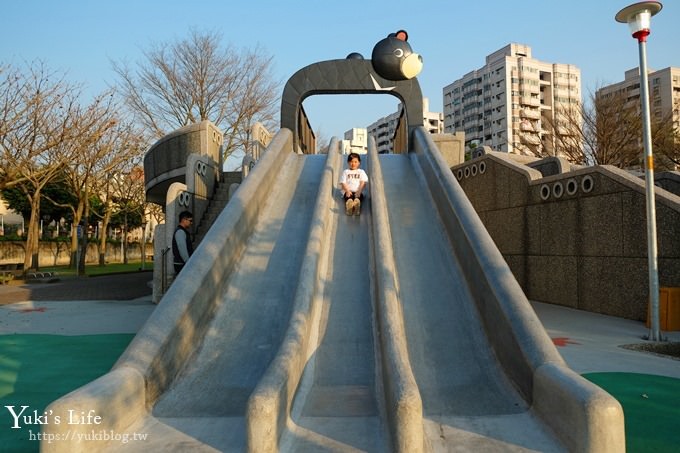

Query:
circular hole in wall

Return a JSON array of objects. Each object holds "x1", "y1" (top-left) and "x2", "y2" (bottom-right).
[
  {"x1": 456, "y1": 169, "x2": 463, "y2": 180},
  {"x1": 552, "y1": 182, "x2": 564, "y2": 198},
  {"x1": 471, "y1": 164, "x2": 478, "y2": 176},
  {"x1": 464, "y1": 167, "x2": 471, "y2": 178},
  {"x1": 582, "y1": 175, "x2": 594, "y2": 193},
  {"x1": 566, "y1": 178, "x2": 578, "y2": 195},
  {"x1": 479, "y1": 161, "x2": 486, "y2": 174},
  {"x1": 540, "y1": 184, "x2": 551, "y2": 200}
]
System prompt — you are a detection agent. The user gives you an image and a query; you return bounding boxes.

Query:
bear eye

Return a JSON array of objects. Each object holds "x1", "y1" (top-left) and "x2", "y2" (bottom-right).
[{"x1": 393, "y1": 48, "x2": 404, "y2": 58}]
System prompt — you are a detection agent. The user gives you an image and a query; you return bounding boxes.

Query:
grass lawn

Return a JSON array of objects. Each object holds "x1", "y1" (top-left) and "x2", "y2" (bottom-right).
[{"x1": 39, "y1": 261, "x2": 153, "y2": 277}]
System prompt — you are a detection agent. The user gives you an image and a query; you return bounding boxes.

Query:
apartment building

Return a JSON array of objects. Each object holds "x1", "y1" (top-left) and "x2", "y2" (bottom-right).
[
  {"x1": 597, "y1": 66, "x2": 680, "y2": 171},
  {"x1": 443, "y1": 43, "x2": 581, "y2": 156},
  {"x1": 341, "y1": 128, "x2": 368, "y2": 154},
  {"x1": 597, "y1": 66, "x2": 680, "y2": 131},
  {"x1": 366, "y1": 98, "x2": 443, "y2": 154}
]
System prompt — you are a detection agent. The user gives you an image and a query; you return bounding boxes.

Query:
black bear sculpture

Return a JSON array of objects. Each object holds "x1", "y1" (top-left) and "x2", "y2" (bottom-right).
[{"x1": 371, "y1": 30, "x2": 423, "y2": 80}]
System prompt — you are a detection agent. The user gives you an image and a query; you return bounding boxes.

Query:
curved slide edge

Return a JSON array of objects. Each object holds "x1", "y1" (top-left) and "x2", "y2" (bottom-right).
[
  {"x1": 367, "y1": 138, "x2": 426, "y2": 453},
  {"x1": 410, "y1": 126, "x2": 624, "y2": 452},
  {"x1": 246, "y1": 139, "x2": 342, "y2": 452},
  {"x1": 43, "y1": 129, "x2": 296, "y2": 453}
]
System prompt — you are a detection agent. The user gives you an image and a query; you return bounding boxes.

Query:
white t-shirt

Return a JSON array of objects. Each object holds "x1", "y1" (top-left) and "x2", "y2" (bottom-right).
[{"x1": 340, "y1": 168, "x2": 369, "y2": 193}]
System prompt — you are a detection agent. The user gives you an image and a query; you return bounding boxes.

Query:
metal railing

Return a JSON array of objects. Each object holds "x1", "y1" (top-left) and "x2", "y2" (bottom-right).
[{"x1": 161, "y1": 247, "x2": 171, "y2": 294}]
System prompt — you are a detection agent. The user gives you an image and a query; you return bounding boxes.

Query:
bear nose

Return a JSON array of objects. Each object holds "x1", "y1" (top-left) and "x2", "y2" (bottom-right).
[{"x1": 400, "y1": 53, "x2": 423, "y2": 79}]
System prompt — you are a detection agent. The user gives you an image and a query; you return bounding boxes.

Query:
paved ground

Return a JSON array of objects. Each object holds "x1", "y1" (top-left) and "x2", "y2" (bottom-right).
[
  {"x1": 1, "y1": 271, "x2": 678, "y2": 378},
  {"x1": 0, "y1": 272, "x2": 155, "y2": 335},
  {"x1": 532, "y1": 301, "x2": 680, "y2": 379},
  {"x1": 0, "y1": 271, "x2": 153, "y2": 305}
]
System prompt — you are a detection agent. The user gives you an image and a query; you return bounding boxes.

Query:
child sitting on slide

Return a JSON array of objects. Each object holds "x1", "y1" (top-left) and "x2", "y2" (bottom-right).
[{"x1": 339, "y1": 152, "x2": 368, "y2": 216}]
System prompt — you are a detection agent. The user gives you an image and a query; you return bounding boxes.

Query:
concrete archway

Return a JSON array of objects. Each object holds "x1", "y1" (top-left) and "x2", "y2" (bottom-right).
[{"x1": 280, "y1": 59, "x2": 423, "y2": 152}]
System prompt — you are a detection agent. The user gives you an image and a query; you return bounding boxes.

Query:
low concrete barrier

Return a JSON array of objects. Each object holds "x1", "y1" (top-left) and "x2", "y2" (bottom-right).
[
  {"x1": 367, "y1": 137, "x2": 425, "y2": 453},
  {"x1": 43, "y1": 368, "x2": 145, "y2": 453},
  {"x1": 42, "y1": 129, "x2": 294, "y2": 452},
  {"x1": 246, "y1": 138, "x2": 342, "y2": 452},
  {"x1": 534, "y1": 363, "x2": 624, "y2": 452}
]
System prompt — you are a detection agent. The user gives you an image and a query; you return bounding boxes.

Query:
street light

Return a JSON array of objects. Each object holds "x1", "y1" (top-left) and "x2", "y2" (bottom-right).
[{"x1": 615, "y1": 1, "x2": 663, "y2": 341}]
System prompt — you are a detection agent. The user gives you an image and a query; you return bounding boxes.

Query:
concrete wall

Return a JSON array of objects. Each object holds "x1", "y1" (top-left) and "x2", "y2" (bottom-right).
[
  {"x1": 144, "y1": 120, "x2": 223, "y2": 205},
  {"x1": 656, "y1": 171, "x2": 680, "y2": 196},
  {"x1": 452, "y1": 154, "x2": 680, "y2": 321},
  {"x1": 431, "y1": 132, "x2": 465, "y2": 168}
]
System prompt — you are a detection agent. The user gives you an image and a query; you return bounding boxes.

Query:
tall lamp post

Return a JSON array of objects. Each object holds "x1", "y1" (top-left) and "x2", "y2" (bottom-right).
[{"x1": 616, "y1": 1, "x2": 663, "y2": 341}]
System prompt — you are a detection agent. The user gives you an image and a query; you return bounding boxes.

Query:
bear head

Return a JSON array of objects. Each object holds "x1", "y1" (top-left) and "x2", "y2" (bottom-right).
[{"x1": 371, "y1": 30, "x2": 423, "y2": 80}]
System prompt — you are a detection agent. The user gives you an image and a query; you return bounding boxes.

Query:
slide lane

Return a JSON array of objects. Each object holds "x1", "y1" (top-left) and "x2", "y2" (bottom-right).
[
  {"x1": 126, "y1": 153, "x2": 328, "y2": 451},
  {"x1": 367, "y1": 127, "x2": 624, "y2": 452},
  {"x1": 280, "y1": 191, "x2": 386, "y2": 451},
  {"x1": 379, "y1": 153, "x2": 560, "y2": 451}
]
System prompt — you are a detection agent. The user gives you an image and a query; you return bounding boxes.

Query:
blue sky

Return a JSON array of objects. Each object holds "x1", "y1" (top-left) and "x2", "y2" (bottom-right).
[{"x1": 2, "y1": 0, "x2": 678, "y2": 141}]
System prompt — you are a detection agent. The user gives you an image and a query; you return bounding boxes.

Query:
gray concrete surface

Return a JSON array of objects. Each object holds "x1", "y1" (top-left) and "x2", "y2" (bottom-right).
[
  {"x1": 35, "y1": 130, "x2": 674, "y2": 452},
  {"x1": 154, "y1": 155, "x2": 322, "y2": 419},
  {"x1": 532, "y1": 300, "x2": 680, "y2": 379},
  {"x1": 280, "y1": 196, "x2": 384, "y2": 452},
  {"x1": 42, "y1": 129, "x2": 299, "y2": 453},
  {"x1": 0, "y1": 298, "x2": 153, "y2": 335},
  {"x1": 410, "y1": 128, "x2": 624, "y2": 452},
  {"x1": 379, "y1": 153, "x2": 563, "y2": 452}
]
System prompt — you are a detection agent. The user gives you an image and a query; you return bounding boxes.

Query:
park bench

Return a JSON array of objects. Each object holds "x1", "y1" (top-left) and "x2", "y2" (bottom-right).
[
  {"x1": 25, "y1": 271, "x2": 60, "y2": 283},
  {"x1": 0, "y1": 263, "x2": 24, "y2": 284}
]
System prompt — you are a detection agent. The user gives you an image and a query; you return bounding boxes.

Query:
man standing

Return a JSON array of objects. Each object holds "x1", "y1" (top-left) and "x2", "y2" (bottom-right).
[{"x1": 172, "y1": 211, "x2": 194, "y2": 274}]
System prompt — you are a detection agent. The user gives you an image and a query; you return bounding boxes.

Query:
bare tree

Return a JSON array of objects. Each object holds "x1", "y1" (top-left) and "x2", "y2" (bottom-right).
[
  {"x1": 107, "y1": 158, "x2": 146, "y2": 264},
  {"x1": 652, "y1": 98, "x2": 680, "y2": 170},
  {"x1": 90, "y1": 122, "x2": 147, "y2": 266},
  {"x1": 519, "y1": 88, "x2": 643, "y2": 167},
  {"x1": 45, "y1": 91, "x2": 120, "y2": 270},
  {"x1": 112, "y1": 29, "x2": 279, "y2": 162},
  {"x1": 0, "y1": 62, "x2": 81, "y2": 269},
  {"x1": 314, "y1": 128, "x2": 330, "y2": 153},
  {"x1": 147, "y1": 202, "x2": 164, "y2": 229},
  {"x1": 53, "y1": 101, "x2": 145, "y2": 271}
]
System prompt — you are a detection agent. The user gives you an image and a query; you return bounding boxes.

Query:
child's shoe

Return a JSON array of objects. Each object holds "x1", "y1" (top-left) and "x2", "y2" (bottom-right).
[
  {"x1": 345, "y1": 198, "x2": 354, "y2": 216},
  {"x1": 353, "y1": 198, "x2": 361, "y2": 216}
]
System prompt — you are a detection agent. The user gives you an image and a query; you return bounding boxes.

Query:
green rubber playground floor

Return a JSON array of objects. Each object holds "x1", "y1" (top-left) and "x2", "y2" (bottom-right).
[
  {"x1": 0, "y1": 334, "x2": 134, "y2": 453},
  {"x1": 584, "y1": 372, "x2": 680, "y2": 453},
  {"x1": 1, "y1": 334, "x2": 678, "y2": 452}
]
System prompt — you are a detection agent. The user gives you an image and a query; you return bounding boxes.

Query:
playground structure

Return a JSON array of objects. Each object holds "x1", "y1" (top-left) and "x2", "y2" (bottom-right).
[{"x1": 44, "y1": 32, "x2": 625, "y2": 452}]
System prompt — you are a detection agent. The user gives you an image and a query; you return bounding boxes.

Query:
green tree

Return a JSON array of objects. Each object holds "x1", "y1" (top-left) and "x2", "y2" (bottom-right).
[{"x1": 1, "y1": 174, "x2": 76, "y2": 227}]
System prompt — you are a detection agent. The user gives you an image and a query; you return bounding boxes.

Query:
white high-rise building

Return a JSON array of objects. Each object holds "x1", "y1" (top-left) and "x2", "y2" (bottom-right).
[
  {"x1": 366, "y1": 98, "x2": 443, "y2": 154},
  {"x1": 443, "y1": 44, "x2": 581, "y2": 156},
  {"x1": 341, "y1": 128, "x2": 368, "y2": 154}
]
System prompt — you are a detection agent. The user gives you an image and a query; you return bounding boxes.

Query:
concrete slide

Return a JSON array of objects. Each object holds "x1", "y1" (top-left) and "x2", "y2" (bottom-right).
[{"x1": 44, "y1": 128, "x2": 624, "y2": 452}]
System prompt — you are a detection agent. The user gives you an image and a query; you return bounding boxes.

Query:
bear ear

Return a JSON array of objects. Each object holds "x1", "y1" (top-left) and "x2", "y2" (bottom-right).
[{"x1": 395, "y1": 30, "x2": 408, "y2": 41}]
